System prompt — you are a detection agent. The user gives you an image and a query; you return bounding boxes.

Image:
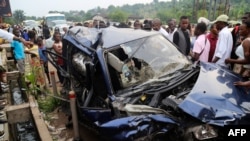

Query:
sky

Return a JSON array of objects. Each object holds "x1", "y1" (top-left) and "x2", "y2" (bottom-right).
[{"x1": 9, "y1": 0, "x2": 169, "y2": 17}]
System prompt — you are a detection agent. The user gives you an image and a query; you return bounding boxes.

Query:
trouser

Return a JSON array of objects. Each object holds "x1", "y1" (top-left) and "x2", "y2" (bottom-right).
[{"x1": 16, "y1": 59, "x2": 25, "y2": 74}]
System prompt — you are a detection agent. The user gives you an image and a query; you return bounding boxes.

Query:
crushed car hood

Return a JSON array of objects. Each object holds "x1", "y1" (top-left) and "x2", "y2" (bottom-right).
[
  {"x1": 179, "y1": 62, "x2": 250, "y2": 126},
  {"x1": 98, "y1": 114, "x2": 178, "y2": 141}
]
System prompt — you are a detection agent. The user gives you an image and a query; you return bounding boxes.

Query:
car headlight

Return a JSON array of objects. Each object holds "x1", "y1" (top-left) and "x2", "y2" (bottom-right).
[{"x1": 193, "y1": 124, "x2": 218, "y2": 140}]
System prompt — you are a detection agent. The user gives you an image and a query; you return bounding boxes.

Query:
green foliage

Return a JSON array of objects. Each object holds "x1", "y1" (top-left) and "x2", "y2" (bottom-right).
[
  {"x1": 198, "y1": 10, "x2": 208, "y2": 18},
  {"x1": 25, "y1": 71, "x2": 41, "y2": 98},
  {"x1": 25, "y1": 16, "x2": 38, "y2": 21},
  {"x1": 108, "y1": 9, "x2": 128, "y2": 22},
  {"x1": 156, "y1": 10, "x2": 172, "y2": 24},
  {"x1": 82, "y1": 11, "x2": 94, "y2": 22},
  {"x1": 3, "y1": 17, "x2": 14, "y2": 25},
  {"x1": 25, "y1": 59, "x2": 46, "y2": 98},
  {"x1": 37, "y1": 96, "x2": 61, "y2": 113},
  {"x1": 9, "y1": 0, "x2": 250, "y2": 24},
  {"x1": 13, "y1": 10, "x2": 25, "y2": 24}
]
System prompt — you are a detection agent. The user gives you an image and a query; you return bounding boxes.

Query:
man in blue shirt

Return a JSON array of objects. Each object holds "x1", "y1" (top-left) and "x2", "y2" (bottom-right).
[{"x1": 11, "y1": 27, "x2": 26, "y2": 74}]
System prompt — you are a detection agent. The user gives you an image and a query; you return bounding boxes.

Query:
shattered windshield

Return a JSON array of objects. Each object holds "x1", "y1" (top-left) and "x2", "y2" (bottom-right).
[{"x1": 108, "y1": 34, "x2": 192, "y2": 88}]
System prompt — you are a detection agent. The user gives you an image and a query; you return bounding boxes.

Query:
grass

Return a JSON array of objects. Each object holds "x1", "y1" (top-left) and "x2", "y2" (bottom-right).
[{"x1": 37, "y1": 95, "x2": 61, "y2": 114}]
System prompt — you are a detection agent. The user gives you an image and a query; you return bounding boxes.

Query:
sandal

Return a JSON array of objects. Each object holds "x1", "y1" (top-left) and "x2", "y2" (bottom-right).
[
  {"x1": 0, "y1": 96, "x2": 5, "y2": 100},
  {"x1": 0, "y1": 100, "x2": 7, "y2": 106},
  {"x1": 0, "y1": 130, "x2": 4, "y2": 138},
  {"x1": 0, "y1": 112, "x2": 4, "y2": 118},
  {"x1": 0, "y1": 119, "x2": 7, "y2": 124}
]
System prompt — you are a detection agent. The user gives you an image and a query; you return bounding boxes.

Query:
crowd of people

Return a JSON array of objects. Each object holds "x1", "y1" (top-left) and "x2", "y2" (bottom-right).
[
  {"x1": 0, "y1": 22, "x2": 64, "y2": 91},
  {"x1": 114, "y1": 12, "x2": 250, "y2": 92},
  {"x1": 0, "y1": 12, "x2": 250, "y2": 133},
  {"x1": 0, "y1": 12, "x2": 250, "y2": 93}
]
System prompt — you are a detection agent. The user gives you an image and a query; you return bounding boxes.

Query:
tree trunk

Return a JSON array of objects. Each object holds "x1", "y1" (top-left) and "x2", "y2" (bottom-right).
[
  {"x1": 224, "y1": 0, "x2": 228, "y2": 14},
  {"x1": 213, "y1": 0, "x2": 217, "y2": 19},
  {"x1": 208, "y1": 0, "x2": 213, "y2": 20},
  {"x1": 192, "y1": 0, "x2": 196, "y2": 22},
  {"x1": 226, "y1": 0, "x2": 230, "y2": 15},
  {"x1": 218, "y1": 0, "x2": 223, "y2": 15}
]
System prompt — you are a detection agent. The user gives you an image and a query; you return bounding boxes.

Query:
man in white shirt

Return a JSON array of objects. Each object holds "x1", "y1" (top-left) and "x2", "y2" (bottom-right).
[
  {"x1": 166, "y1": 19, "x2": 177, "y2": 42},
  {"x1": 0, "y1": 28, "x2": 32, "y2": 46},
  {"x1": 152, "y1": 18, "x2": 170, "y2": 40},
  {"x1": 212, "y1": 14, "x2": 233, "y2": 68},
  {"x1": 0, "y1": 28, "x2": 15, "y2": 42}
]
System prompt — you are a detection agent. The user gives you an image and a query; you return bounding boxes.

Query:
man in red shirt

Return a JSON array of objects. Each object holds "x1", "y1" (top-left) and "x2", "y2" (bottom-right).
[{"x1": 206, "y1": 24, "x2": 218, "y2": 62}]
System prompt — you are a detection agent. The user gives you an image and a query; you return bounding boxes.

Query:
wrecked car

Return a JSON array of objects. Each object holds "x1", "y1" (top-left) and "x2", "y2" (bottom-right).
[{"x1": 46, "y1": 26, "x2": 250, "y2": 141}]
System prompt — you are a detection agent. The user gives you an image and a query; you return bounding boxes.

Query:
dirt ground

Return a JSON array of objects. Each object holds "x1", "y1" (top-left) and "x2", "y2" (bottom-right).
[
  {"x1": 46, "y1": 106, "x2": 74, "y2": 141},
  {"x1": 44, "y1": 63, "x2": 75, "y2": 141},
  {"x1": 45, "y1": 62, "x2": 100, "y2": 141},
  {"x1": 0, "y1": 43, "x2": 97, "y2": 140},
  {"x1": 44, "y1": 93, "x2": 100, "y2": 141}
]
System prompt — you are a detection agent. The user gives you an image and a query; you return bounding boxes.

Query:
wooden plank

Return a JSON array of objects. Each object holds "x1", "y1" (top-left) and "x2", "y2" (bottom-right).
[
  {"x1": 29, "y1": 95, "x2": 53, "y2": 141},
  {"x1": 0, "y1": 43, "x2": 10, "y2": 48},
  {"x1": 5, "y1": 103, "x2": 30, "y2": 124}
]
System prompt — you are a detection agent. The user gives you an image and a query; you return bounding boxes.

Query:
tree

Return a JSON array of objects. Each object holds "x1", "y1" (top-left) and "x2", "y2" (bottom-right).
[
  {"x1": 3, "y1": 17, "x2": 14, "y2": 25},
  {"x1": 107, "y1": 5, "x2": 116, "y2": 13},
  {"x1": 83, "y1": 11, "x2": 94, "y2": 22},
  {"x1": 13, "y1": 10, "x2": 25, "y2": 24},
  {"x1": 153, "y1": 0, "x2": 159, "y2": 3},
  {"x1": 25, "y1": 16, "x2": 37, "y2": 20},
  {"x1": 7, "y1": 1, "x2": 249, "y2": 24},
  {"x1": 108, "y1": 9, "x2": 128, "y2": 22}
]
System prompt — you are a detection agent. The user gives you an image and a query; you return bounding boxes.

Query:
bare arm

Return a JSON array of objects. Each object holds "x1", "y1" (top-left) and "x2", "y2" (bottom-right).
[
  {"x1": 225, "y1": 39, "x2": 250, "y2": 65},
  {"x1": 190, "y1": 51, "x2": 200, "y2": 61},
  {"x1": 212, "y1": 56, "x2": 220, "y2": 63},
  {"x1": 234, "y1": 81, "x2": 250, "y2": 88},
  {"x1": 234, "y1": 81, "x2": 250, "y2": 94},
  {"x1": 13, "y1": 37, "x2": 33, "y2": 48},
  {"x1": 243, "y1": 39, "x2": 250, "y2": 63}
]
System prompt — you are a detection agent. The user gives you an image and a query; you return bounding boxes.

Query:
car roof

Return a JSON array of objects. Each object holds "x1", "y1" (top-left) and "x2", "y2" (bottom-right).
[
  {"x1": 66, "y1": 26, "x2": 160, "y2": 51},
  {"x1": 101, "y1": 26, "x2": 159, "y2": 48}
]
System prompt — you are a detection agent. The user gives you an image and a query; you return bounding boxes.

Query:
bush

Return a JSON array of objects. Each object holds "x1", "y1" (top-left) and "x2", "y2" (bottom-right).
[{"x1": 37, "y1": 96, "x2": 61, "y2": 113}]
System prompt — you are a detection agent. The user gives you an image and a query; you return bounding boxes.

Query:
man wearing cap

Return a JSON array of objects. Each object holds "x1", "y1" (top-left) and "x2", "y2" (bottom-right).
[{"x1": 211, "y1": 14, "x2": 233, "y2": 68}]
